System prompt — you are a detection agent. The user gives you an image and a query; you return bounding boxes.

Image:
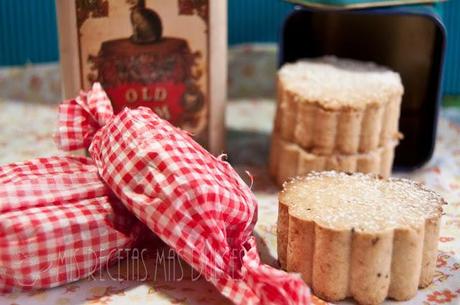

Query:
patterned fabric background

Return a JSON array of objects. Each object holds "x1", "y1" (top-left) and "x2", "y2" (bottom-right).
[{"x1": 0, "y1": 45, "x2": 459, "y2": 305}]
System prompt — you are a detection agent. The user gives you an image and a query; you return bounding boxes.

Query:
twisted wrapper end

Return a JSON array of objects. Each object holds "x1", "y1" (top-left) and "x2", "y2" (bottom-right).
[
  {"x1": 55, "y1": 83, "x2": 114, "y2": 151},
  {"x1": 241, "y1": 237, "x2": 311, "y2": 305},
  {"x1": 214, "y1": 237, "x2": 311, "y2": 305}
]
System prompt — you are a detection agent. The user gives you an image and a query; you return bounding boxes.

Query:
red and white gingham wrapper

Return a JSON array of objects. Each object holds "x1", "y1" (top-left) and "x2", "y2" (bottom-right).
[
  {"x1": 56, "y1": 83, "x2": 311, "y2": 305},
  {"x1": 0, "y1": 155, "x2": 142, "y2": 292}
]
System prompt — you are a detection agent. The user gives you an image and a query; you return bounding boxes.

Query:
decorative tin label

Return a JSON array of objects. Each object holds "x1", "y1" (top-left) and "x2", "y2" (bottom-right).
[{"x1": 75, "y1": 0, "x2": 209, "y2": 145}]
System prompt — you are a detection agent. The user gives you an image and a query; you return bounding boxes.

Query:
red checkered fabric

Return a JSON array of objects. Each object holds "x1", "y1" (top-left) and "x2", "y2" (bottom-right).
[
  {"x1": 56, "y1": 83, "x2": 311, "y2": 305},
  {"x1": 0, "y1": 155, "x2": 142, "y2": 292},
  {"x1": 55, "y1": 84, "x2": 114, "y2": 151}
]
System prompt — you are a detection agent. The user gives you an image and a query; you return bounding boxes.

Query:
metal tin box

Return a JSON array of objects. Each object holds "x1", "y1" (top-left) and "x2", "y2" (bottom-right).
[{"x1": 280, "y1": 6, "x2": 446, "y2": 169}]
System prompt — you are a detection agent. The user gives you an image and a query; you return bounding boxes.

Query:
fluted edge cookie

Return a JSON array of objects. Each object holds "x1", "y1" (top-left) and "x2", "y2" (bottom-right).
[
  {"x1": 269, "y1": 134, "x2": 397, "y2": 186},
  {"x1": 277, "y1": 171, "x2": 445, "y2": 305},
  {"x1": 274, "y1": 56, "x2": 403, "y2": 155}
]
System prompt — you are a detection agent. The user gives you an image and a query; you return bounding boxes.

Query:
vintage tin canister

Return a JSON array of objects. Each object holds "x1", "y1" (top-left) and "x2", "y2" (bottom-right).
[{"x1": 56, "y1": 0, "x2": 227, "y2": 155}]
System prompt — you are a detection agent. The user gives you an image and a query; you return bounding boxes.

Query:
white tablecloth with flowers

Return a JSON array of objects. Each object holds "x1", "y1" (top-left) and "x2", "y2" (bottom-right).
[{"x1": 0, "y1": 46, "x2": 459, "y2": 305}]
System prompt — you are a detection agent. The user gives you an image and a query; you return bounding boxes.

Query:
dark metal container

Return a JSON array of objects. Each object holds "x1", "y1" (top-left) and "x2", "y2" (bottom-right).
[{"x1": 280, "y1": 6, "x2": 446, "y2": 169}]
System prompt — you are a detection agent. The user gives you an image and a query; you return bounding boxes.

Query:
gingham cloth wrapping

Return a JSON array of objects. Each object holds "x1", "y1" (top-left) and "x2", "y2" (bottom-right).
[
  {"x1": 56, "y1": 83, "x2": 311, "y2": 305},
  {"x1": 0, "y1": 155, "x2": 142, "y2": 292}
]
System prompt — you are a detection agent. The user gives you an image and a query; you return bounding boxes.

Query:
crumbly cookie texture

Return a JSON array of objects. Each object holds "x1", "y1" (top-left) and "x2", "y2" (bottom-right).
[
  {"x1": 277, "y1": 171, "x2": 444, "y2": 305},
  {"x1": 278, "y1": 56, "x2": 403, "y2": 110},
  {"x1": 274, "y1": 56, "x2": 403, "y2": 155},
  {"x1": 269, "y1": 134, "x2": 397, "y2": 186}
]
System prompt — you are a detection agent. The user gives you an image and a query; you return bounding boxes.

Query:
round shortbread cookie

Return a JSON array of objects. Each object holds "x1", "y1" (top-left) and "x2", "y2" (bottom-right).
[
  {"x1": 275, "y1": 56, "x2": 403, "y2": 155},
  {"x1": 277, "y1": 171, "x2": 444, "y2": 305}
]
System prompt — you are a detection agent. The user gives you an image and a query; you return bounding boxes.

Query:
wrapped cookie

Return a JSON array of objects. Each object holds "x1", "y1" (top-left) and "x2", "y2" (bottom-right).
[
  {"x1": 55, "y1": 83, "x2": 311, "y2": 305},
  {"x1": 0, "y1": 156, "x2": 144, "y2": 292}
]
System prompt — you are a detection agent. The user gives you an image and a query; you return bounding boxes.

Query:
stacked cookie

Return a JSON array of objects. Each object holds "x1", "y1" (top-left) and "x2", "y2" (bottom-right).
[{"x1": 269, "y1": 56, "x2": 404, "y2": 185}]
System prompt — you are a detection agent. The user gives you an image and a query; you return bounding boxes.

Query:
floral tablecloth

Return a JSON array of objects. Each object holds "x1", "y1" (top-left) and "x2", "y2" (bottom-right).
[{"x1": 0, "y1": 46, "x2": 459, "y2": 305}]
